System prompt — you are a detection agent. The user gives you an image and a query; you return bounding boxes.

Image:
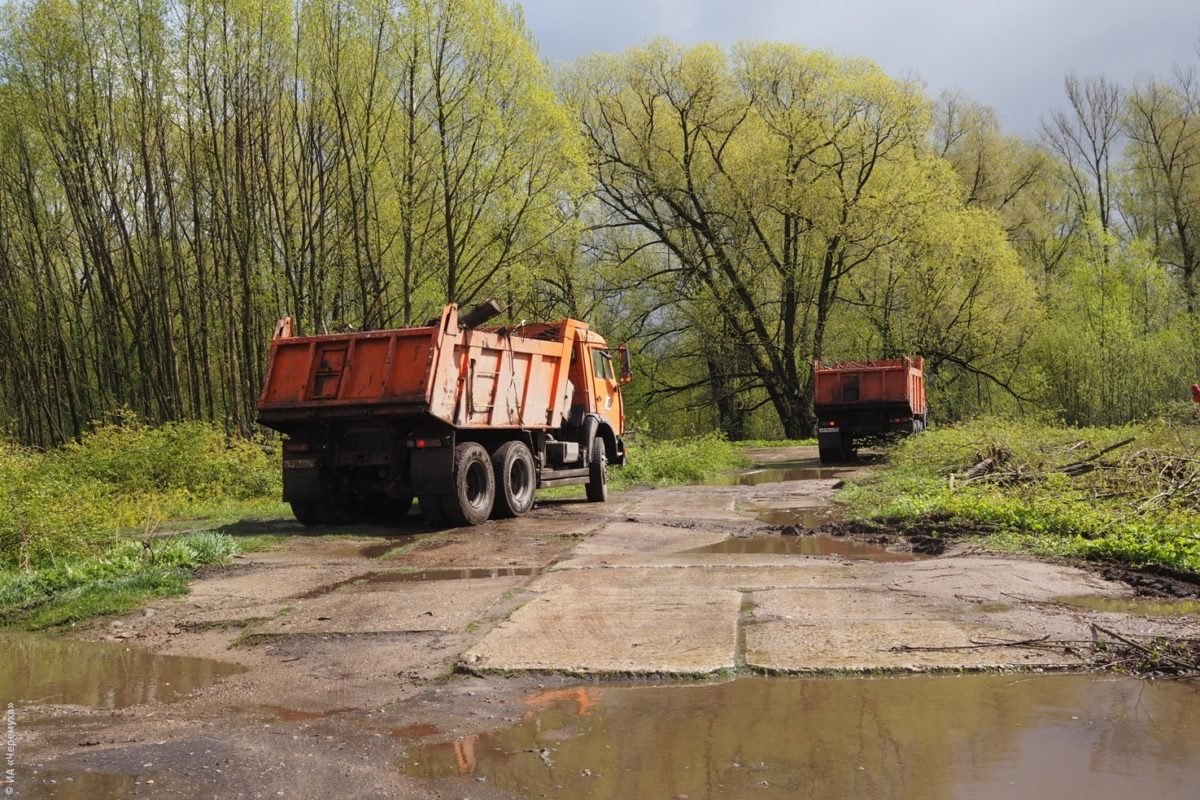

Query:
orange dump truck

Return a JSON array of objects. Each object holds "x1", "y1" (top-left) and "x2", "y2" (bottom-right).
[
  {"x1": 257, "y1": 301, "x2": 631, "y2": 527},
  {"x1": 812, "y1": 357, "x2": 927, "y2": 463}
]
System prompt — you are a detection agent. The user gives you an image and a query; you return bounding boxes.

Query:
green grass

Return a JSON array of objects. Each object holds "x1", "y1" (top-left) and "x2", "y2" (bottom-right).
[
  {"x1": 614, "y1": 433, "x2": 748, "y2": 488},
  {"x1": 0, "y1": 532, "x2": 246, "y2": 630},
  {"x1": 734, "y1": 438, "x2": 818, "y2": 448},
  {"x1": 838, "y1": 417, "x2": 1200, "y2": 575},
  {"x1": 0, "y1": 420, "x2": 284, "y2": 628},
  {"x1": 0, "y1": 419, "x2": 281, "y2": 569},
  {"x1": 537, "y1": 433, "x2": 750, "y2": 500}
]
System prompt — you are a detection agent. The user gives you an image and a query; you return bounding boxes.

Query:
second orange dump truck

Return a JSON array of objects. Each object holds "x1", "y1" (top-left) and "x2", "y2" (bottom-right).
[
  {"x1": 257, "y1": 301, "x2": 630, "y2": 527},
  {"x1": 813, "y1": 357, "x2": 927, "y2": 463}
]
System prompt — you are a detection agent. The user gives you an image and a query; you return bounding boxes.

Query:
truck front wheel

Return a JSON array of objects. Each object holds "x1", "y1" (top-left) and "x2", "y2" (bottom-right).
[
  {"x1": 443, "y1": 442, "x2": 495, "y2": 526},
  {"x1": 492, "y1": 441, "x2": 536, "y2": 518},
  {"x1": 585, "y1": 437, "x2": 608, "y2": 502}
]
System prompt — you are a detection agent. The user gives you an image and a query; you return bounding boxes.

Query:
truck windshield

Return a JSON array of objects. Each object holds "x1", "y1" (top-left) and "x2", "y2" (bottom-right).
[{"x1": 592, "y1": 349, "x2": 615, "y2": 381}]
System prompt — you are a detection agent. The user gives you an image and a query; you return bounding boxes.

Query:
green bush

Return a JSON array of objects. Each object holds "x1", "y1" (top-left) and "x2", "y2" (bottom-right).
[
  {"x1": 615, "y1": 433, "x2": 747, "y2": 487},
  {"x1": 0, "y1": 421, "x2": 280, "y2": 568},
  {"x1": 54, "y1": 419, "x2": 277, "y2": 499}
]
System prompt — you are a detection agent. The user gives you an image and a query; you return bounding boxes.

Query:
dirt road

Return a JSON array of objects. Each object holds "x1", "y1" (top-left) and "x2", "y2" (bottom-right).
[{"x1": 17, "y1": 447, "x2": 1200, "y2": 798}]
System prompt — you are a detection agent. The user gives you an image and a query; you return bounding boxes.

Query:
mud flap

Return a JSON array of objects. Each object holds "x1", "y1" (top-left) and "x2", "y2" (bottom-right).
[
  {"x1": 410, "y1": 446, "x2": 454, "y2": 495},
  {"x1": 283, "y1": 465, "x2": 321, "y2": 502},
  {"x1": 817, "y1": 429, "x2": 843, "y2": 464}
]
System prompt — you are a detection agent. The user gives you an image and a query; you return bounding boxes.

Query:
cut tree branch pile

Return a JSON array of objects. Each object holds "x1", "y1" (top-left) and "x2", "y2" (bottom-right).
[{"x1": 948, "y1": 438, "x2": 1200, "y2": 514}]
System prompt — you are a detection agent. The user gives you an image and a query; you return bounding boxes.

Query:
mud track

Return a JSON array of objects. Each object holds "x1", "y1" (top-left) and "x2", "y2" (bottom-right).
[{"x1": 19, "y1": 447, "x2": 1200, "y2": 798}]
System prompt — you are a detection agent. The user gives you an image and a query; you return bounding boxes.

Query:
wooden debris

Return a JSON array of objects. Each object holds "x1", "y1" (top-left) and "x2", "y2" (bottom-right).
[{"x1": 1090, "y1": 624, "x2": 1200, "y2": 677}]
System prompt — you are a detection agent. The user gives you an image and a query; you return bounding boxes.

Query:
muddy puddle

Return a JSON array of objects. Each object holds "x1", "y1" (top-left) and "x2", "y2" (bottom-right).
[
  {"x1": 754, "y1": 506, "x2": 836, "y2": 528},
  {"x1": 1054, "y1": 594, "x2": 1200, "y2": 616},
  {"x1": 405, "y1": 674, "x2": 1200, "y2": 799},
  {"x1": 303, "y1": 566, "x2": 546, "y2": 597},
  {"x1": 711, "y1": 462, "x2": 851, "y2": 486},
  {"x1": 0, "y1": 633, "x2": 245, "y2": 709},
  {"x1": 686, "y1": 534, "x2": 916, "y2": 562},
  {"x1": 363, "y1": 567, "x2": 546, "y2": 583}
]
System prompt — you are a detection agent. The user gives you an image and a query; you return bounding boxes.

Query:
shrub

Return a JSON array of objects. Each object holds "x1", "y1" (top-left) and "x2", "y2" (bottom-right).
[
  {"x1": 0, "y1": 421, "x2": 280, "y2": 568},
  {"x1": 616, "y1": 433, "x2": 746, "y2": 487}
]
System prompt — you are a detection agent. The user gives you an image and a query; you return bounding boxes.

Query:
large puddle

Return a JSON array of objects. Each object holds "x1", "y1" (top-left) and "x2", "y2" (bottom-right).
[
  {"x1": 1054, "y1": 594, "x2": 1200, "y2": 617},
  {"x1": 0, "y1": 633, "x2": 245, "y2": 709},
  {"x1": 405, "y1": 674, "x2": 1200, "y2": 799},
  {"x1": 710, "y1": 462, "x2": 851, "y2": 486},
  {"x1": 686, "y1": 534, "x2": 916, "y2": 562}
]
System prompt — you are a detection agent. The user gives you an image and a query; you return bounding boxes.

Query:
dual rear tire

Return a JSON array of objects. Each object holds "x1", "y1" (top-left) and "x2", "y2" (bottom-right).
[
  {"x1": 300, "y1": 437, "x2": 604, "y2": 529},
  {"x1": 425, "y1": 440, "x2": 537, "y2": 526}
]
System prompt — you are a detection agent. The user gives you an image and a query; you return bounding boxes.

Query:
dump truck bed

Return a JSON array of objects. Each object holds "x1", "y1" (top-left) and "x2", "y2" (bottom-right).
[
  {"x1": 258, "y1": 304, "x2": 587, "y2": 431},
  {"x1": 813, "y1": 357, "x2": 926, "y2": 416}
]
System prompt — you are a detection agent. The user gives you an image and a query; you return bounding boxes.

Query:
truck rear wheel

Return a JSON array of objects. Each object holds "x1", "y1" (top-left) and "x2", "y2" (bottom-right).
[
  {"x1": 585, "y1": 437, "x2": 608, "y2": 502},
  {"x1": 290, "y1": 501, "x2": 322, "y2": 527},
  {"x1": 443, "y1": 442, "x2": 495, "y2": 526},
  {"x1": 492, "y1": 441, "x2": 536, "y2": 518}
]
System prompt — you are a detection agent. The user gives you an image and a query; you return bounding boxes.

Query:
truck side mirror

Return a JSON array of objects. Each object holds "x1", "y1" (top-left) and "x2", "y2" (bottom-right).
[{"x1": 617, "y1": 344, "x2": 633, "y2": 385}]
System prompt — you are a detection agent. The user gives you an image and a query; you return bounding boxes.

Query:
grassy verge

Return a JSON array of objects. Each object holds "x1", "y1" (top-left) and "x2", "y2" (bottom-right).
[
  {"x1": 0, "y1": 420, "x2": 285, "y2": 629},
  {"x1": 838, "y1": 417, "x2": 1200, "y2": 575},
  {"x1": 735, "y1": 438, "x2": 818, "y2": 448},
  {"x1": 0, "y1": 531, "x2": 255, "y2": 630},
  {"x1": 616, "y1": 433, "x2": 748, "y2": 487},
  {"x1": 538, "y1": 433, "x2": 749, "y2": 500},
  {"x1": 0, "y1": 419, "x2": 282, "y2": 569}
]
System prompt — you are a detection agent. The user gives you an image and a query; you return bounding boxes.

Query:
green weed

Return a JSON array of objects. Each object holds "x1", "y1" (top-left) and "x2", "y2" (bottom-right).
[
  {"x1": 615, "y1": 433, "x2": 747, "y2": 488},
  {"x1": 0, "y1": 421, "x2": 280, "y2": 568},
  {"x1": 839, "y1": 417, "x2": 1200, "y2": 574},
  {"x1": 0, "y1": 532, "x2": 245, "y2": 630}
]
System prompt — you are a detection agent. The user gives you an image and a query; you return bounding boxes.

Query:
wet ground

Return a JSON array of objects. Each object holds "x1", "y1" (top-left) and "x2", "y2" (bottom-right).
[
  {"x1": 407, "y1": 674, "x2": 1200, "y2": 799},
  {"x1": 7, "y1": 446, "x2": 1200, "y2": 799}
]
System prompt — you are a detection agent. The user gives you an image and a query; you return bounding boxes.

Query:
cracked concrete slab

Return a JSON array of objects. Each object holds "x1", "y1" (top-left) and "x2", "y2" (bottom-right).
[
  {"x1": 253, "y1": 576, "x2": 526, "y2": 636},
  {"x1": 462, "y1": 586, "x2": 742, "y2": 674}
]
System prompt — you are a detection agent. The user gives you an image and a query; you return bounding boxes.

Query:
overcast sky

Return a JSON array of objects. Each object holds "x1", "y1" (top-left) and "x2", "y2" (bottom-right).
[{"x1": 516, "y1": 0, "x2": 1200, "y2": 136}]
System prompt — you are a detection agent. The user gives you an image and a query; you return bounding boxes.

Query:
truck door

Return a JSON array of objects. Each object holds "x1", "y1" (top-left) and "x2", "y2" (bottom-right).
[{"x1": 588, "y1": 346, "x2": 623, "y2": 433}]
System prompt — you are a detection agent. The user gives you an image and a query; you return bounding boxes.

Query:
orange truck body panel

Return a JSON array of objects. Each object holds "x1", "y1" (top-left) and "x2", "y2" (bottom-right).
[
  {"x1": 812, "y1": 357, "x2": 927, "y2": 463},
  {"x1": 258, "y1": 304, "x2": 622, "y2": 434},
  {"x1": 812, "y1": 357, "x2": 926, "y2": 417}
]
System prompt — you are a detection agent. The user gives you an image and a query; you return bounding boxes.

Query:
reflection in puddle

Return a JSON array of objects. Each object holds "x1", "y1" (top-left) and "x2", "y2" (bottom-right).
[
  {"x1": 0, "y1": 633, "x2": 245, "y2": 709},
  {"x1": 391, "y1": 723, "x2": 441, "y2": 740},
  {"x1": 406, "y1": 674, "x2": 1200, "y2": 799},
  {"x1": 686, "y1": 535, "x2": 917, "y2": 562},
  {"x1": 711, "y1": 463, "x2": 851, "y2": 486},
  {"x1": 364, "y1": 567, "x2": 545, "y2": 584},
  {"x1": 1055, "y1": 595, "x2": 1200, "y2": 616},
  {"x1": 755, "y1": 507, "x2": 835, "y2": 528}
]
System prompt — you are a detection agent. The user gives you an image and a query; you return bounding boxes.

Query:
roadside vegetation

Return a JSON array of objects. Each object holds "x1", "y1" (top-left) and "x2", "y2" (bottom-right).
[
  {"x1": 615, "y1": 434, "x2": 747, "y2": 488},
  {"x1": 838, "y1": 414, "x2": 1200, "y2": 576},
  {"x1": 0, "y1": 420, "x2": 283, "y2": 629},
  {"x1": 540, "y1": 433, "x2": 747, "y2": 499},
  {"x1": 0, "y1": 424, "x2": 748, "y2": 627}
]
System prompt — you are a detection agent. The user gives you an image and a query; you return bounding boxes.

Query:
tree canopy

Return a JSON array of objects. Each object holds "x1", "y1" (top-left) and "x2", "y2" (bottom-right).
[{"x1": 0, "y1": 2, "x2": 1197, "y2": 443}]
